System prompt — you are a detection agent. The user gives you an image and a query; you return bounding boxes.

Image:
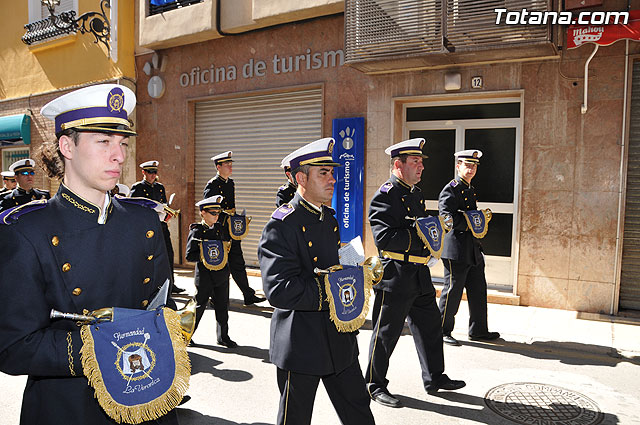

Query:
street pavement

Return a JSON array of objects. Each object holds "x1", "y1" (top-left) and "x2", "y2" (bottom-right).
[{"x1": 1, "y1": 268, "x2": 639, "y2": 424}]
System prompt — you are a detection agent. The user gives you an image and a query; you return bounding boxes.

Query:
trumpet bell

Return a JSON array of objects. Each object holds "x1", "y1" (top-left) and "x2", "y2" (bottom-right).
[
  {"x1": 363, "y1": 256, "x2": 384, "y2": 284},
  {"x1": 176, "y1": 298, "x2": 197, "y2": 343}
]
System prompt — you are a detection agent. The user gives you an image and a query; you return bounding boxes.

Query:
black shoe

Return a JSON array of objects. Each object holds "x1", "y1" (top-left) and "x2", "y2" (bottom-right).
[
  {"x1": 178, "y1": 395, "x2": 191, "y2": 406},
  {"x1": 468, "y1": 331, "x2": 500, "y2": 341},
  {"x1": 371, "y1": 391, "x2": 402, "y2": 408},
  {"x1": 426, "y1": 374, "x2": 466, "y2": 394},
  {"x1": 171, "y1": 285, "x2": 186, "y2": 294},
  {"x1": 188, "y1": 338, "x2": 198, "y2": 347},
  {"x1": 243, "y1": 294, "x2": 266, "y2": 306},
  {"x1": 443, "y1": 334, "x2": 460, "y2": 346},
  {"x1": 217, "y1": 338, "x2": 238, "y2": 348}
]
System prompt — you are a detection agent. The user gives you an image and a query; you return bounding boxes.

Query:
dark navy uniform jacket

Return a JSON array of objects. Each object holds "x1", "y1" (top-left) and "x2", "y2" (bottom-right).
[
  {"x1": 203, "y1": 175, "x2": 235, "y2": 211},
  {"x1": 0, "y1": 184, "x2": 175, "y2": 425},
  {"x1": 258, "y1": 194, "x2": 359, "y2": 376},
  {"x1": 369, "y1": 174, "x2": 433, "y2": 296},
  {"x1": 186, "y1": 221, "x2": 231, "y2": 284},
  {"x1": 275, "y1": 182, "x2": 296, "y2": 207},
  {"x1": 130, "y1": 179, "x2": 167, "y2": 203},
  {"x1": 0, "y1": 187, "x2": 50, "y2": 212},
  {"x1": 438, "y1": 175, "x2": 483, "y2": 265}
]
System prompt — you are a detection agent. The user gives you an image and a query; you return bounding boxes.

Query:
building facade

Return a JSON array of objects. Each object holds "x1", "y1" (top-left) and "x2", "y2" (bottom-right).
[
  {"x1": 0, "y1": 0, "x2": 138, "y2": 193},
  {"x1": 133, "y1": 0, "x2": 640, "y2": 316}
]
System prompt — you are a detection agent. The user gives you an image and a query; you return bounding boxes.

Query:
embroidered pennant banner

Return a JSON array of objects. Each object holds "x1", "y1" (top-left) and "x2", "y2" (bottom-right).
[
  {"x1": 463, "y1": 209, "x2": 492, "y2": 239},
  {"x1": 199, "y1": 239, "x2": 229, "y2": 271},
  {"x1": 228, "y1": 214, "x2": 250, "y2": 240},
  {"x1": 80, "y1": 307, "x2": 190, "y2": 424},
  {"x1": 415, "y1": 215, "x2": 448, "y2": 259},
  {"x1": 323, "y1": 265, "x2": 374, "y2": 332}
]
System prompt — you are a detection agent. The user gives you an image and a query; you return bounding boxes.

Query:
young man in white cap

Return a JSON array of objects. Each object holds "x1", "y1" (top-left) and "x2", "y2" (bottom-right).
[
  {"x1": 258, "y1": 138, "x2": 375, "y2": 425},
  {"x1": 186, "y1": 195, "x2": 236, "y2": 348},
  {"x1": 0, "y1": 84, "x2": 178, "y2": 425},
  {"x1": 204, "y1": 151, "x2": 265, "y2": 305},
  {"x1": 131, "y1": 160, "x2": 183, "y2": 294},
  {"x1": 0, "y1": 158, "x2": 50, "y2": 212},
  {"x1": 366, "y1": 138, "x2": 465, "y2": 408},
  {"x1": 438, "y1": 149, "x2": 500, "y2": 346},
  {"x1": 0, "y1": 170, "x2": 16, "y2": 196},
  {"x1": 275, "y1": 156, "x2": 297, "y2": 207}
]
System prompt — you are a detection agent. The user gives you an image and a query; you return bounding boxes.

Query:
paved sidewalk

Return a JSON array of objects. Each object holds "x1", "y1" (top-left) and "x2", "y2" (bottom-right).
[{"x1": 1, "y1": 268, "x2": 638, "y2": 424}]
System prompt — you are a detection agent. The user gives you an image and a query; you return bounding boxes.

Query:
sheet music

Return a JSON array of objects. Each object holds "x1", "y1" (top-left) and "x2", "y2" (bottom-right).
[{"x1": 338, "y1": 236, "x2": 365, "y2": 266}]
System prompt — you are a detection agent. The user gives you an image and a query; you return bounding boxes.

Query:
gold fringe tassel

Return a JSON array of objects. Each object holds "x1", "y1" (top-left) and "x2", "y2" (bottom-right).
[
  {"x1": 80, "y1": 308, "x2": 191, "y2": 424},
  {"x1": 323, "y1": 267, "x2": 373, "y2": 333}
]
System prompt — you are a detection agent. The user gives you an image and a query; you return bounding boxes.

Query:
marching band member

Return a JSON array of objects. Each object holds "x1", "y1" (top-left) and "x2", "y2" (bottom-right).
[{"x1": 258, "y1": 138, "x2": 375, "y2": 425}]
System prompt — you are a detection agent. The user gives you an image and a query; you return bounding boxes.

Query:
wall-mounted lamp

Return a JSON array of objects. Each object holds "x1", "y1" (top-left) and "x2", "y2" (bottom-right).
[
  {"x1": 444, "y1": 72, "x2": 461, "y2": 91},
  {"x1": 22, "y1": 0, "x2": 111, "y2": 54}
]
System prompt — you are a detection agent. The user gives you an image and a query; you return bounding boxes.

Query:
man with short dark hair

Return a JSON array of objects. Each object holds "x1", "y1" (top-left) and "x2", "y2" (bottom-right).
[
  {"x1": 438, "y1": 149, "x2": 500, "y2": 346},
  {"x1": 204, "y1": 151, "x2": 265, "y2": 306},
  {"x1": 366, "y1": 138, "x2": 465, "y2": 409},
  {"x1": 259, "y1": 138, "x2": 375, "y2": 425},
  {"x1": 0, "y1": 159, "x2": 50, "y2": 212}
]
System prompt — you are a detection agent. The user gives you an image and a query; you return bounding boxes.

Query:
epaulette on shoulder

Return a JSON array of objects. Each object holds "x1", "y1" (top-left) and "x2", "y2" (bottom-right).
[
  {"x1": 449, "y1": 179, "x2": 459, "y2": 188},
  {"x1": 379, "y1": 182, "x2": 393, "y2": 194},
  {"x1": 0, "y1": 199, "x2": 48, "y2": 225},
  {"x1": 278, "y1": 184, "x2": 288, "y2": 190},
  {"x1": 116, "y1": 196, "x2": 161, "y2": 210},
  {"x1": 272, "y1": 203, "x2": 294, "y2": 221},
  {"x1": 189, "y1": 222, "x2": 201, "y2": 230}
]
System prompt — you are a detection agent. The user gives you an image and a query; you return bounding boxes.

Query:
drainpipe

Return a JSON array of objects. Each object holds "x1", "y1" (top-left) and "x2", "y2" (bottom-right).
[
  {"x1": 581, "y1": 44, "x2": 600, "y2": 114},
  {"x1": 612, "y1": 39, "x2": 630, "y2": 315}
]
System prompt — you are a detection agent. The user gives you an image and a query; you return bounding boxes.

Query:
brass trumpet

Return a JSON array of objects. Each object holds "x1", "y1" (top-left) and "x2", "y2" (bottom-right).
[
  {"x1": 50, "y1": 299, "x2": 197, "y2": 344},
  {"x1": 313, "y1": 257, "x2": 384, "y2": 285}
]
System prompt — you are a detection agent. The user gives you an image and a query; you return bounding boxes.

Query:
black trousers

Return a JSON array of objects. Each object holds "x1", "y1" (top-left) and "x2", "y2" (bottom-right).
[
  {"x1": 193, "y1": 268, "x2": 231, "y2": 341},
  {"x1": 228, "y1": 239, "x2": 256, "y2": 300},
  {"x1": 276, "y1": 361, "x2": 375, "y2": 425},
  {"x1": 439, "y1": 258, "x2": 489, "y2": 337},
  {"x1": 366, "y1": 288, "x2": 444, "y2": 395}
]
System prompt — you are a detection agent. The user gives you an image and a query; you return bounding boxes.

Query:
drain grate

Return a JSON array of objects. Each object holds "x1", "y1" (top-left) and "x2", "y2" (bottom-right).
[{"x1": 484, "y1": 382, "x2": 604, "y2": 425}]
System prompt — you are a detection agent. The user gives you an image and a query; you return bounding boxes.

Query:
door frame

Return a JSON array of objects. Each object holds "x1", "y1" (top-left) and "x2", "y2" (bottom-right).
[{"x1": 394, "y1": 91, "x2": 524, "y2": 294}]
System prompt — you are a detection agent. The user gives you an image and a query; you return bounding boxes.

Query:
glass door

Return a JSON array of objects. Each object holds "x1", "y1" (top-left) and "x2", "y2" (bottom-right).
[{"x1": 405, "y1": 100, "x2": 521, "y2": 288}]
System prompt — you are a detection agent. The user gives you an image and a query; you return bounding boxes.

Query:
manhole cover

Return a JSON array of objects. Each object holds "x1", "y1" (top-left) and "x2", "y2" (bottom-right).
[{"x1": 484, "y1": 382, "x2": 603, "y2": 425}]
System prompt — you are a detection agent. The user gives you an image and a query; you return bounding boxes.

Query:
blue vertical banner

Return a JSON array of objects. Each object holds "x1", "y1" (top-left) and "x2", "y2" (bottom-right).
[{"x1": 332, "y1": 117, "x2": 365, "y2": 243}]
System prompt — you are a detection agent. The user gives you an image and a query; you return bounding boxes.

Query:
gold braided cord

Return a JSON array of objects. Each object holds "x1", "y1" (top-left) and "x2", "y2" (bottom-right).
[
  {"x1": 323, "y1": 267, "x2": 373, "y2": 333},
  {"x1": 80, "y1": 308, "x2": 191, "y2": 424},
  {"x1": 67, "y1": 332, "x2": 76, "y2": 376},
  {"x1": 62, "y1": 193, "x2": 96, "y2": 214}
]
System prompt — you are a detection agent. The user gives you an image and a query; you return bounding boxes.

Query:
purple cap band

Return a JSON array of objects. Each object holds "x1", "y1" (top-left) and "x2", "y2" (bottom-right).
[{"x1": 54, "y1": 106, "x2": 128, "y2": 134}]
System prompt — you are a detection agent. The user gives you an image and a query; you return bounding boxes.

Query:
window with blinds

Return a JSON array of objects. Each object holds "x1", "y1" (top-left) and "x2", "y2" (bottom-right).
[{"x1": 194, "y1": 88, "x2": 323, "y2": 267}]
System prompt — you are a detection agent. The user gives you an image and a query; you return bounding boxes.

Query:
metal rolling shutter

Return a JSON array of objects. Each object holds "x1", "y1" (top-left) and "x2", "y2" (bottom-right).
[
  {"x1": 620, "y1": 61, "x2": 640, "y2": 311},
  {"x1": 194, "y1": 88, "x2": 323, "y2": 267}
]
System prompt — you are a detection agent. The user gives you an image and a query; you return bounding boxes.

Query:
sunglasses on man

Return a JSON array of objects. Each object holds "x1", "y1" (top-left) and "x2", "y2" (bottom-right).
[{"x1": 18, "y1": 171, "x2": 35, "y2": 176}]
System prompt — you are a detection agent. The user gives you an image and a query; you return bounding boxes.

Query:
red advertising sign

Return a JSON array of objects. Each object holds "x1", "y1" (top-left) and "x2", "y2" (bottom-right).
[{"x1": 567, "y1": 11, "x2": 640, "y2": 49}]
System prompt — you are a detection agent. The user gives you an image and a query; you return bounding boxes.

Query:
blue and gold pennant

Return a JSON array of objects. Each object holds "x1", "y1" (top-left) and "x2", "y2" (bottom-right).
[
  {"x1": 323, "y1": 265, "x2": 374, "y2": 332},
  {"x1": 415, "y1": 215, "x2": 448, "y2": 259},
  {"x1": 79, "y1": 307, "x2": 190, "y2": 424},
  {"x1": 228, "y1": 214, "x2": 250, "y2": 240},
  {"x1": 199, "y1": 239, "x2": 230, "y2": 271},
  {"x1": 463, "y1": 209, "x2": 492, "y2": 239}
]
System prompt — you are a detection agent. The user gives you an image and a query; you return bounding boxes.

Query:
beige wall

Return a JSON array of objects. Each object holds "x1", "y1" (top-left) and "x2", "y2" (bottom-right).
[{"x1": 363, "y1": 42, "x2": 638, "y2": 314}]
